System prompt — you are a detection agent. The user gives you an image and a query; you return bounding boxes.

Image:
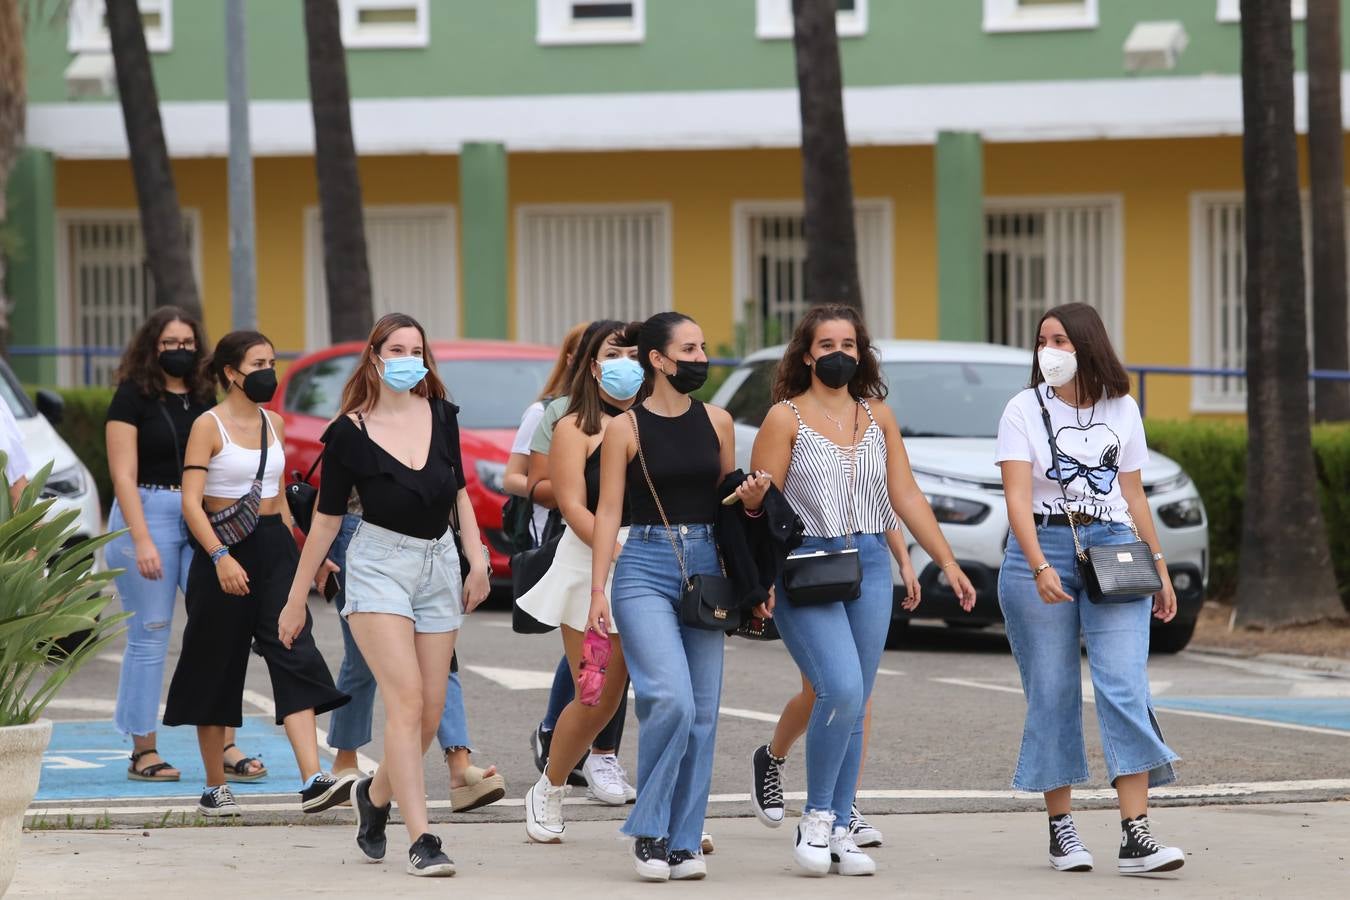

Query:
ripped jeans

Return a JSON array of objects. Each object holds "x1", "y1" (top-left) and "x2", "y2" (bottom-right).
[{"x1": 107, "y1": 487, "x2": 194, "y2": 737}]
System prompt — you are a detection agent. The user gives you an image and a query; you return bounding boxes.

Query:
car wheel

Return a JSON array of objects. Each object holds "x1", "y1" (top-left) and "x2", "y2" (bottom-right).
[
  {"x1": 884, "y1": 618, "x2": 910, "y2": 649},
  {"x1": 1149, "y1": 618, "x2": 1197, "y2": 655}
]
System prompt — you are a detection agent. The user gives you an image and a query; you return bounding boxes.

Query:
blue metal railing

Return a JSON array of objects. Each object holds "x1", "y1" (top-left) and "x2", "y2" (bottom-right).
[{"x1": 1127, "y1": 365, "x2": 1350, "y2": 417}]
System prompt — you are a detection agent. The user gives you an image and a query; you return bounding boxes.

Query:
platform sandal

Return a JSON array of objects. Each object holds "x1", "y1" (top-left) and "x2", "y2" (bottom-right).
[{"x1": 127, "y1": 748, "x2": 180, "y2": 782}]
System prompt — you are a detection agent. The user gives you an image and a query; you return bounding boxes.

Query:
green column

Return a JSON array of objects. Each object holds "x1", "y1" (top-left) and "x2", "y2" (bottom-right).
[
  {"x1": 935, "y1": 131, "x2": 985, "y2": 342},
  {"x1": 458, "y1": 142, "x2": 509, "y2": 339},
  {"x1": 5, "y1": 148, "x2": 58, "y2": 384}
]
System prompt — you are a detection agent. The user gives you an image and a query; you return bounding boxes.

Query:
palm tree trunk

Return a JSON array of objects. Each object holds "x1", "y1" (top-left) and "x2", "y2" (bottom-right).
[
  {"x1": 791, "y1": 0, "x2": 861, "y2": 310},
  {"x1": 105, "y1": 0, "x2": 202, "y2": 320},
  {"x1": 0, "y1": 0, "x2": 25, "y2": 356},
  {"x1": 1236, "y1": 0, "x2": 1345, "y2": 626},
  {"x1": 302, "y1": 0, "x2": 373, "y2": 343},
  {"x1": 1307, "y1": 0, "x2": 1350, "y2": 422}
]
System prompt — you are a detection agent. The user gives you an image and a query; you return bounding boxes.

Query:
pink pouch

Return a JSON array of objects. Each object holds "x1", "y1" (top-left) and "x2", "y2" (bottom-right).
[{"x1": 578, "y1": 629, "x2": 611, "y2": 707}]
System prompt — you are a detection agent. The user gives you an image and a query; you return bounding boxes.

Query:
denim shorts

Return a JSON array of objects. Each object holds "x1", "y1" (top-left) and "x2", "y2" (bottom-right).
[{"x1": 341, "y1": 520, "x2": 463, "y2": 634}]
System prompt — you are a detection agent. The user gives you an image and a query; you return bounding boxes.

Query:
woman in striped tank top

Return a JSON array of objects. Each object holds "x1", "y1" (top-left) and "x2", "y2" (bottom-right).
[{"x1": 749, "y1": 305, "x2": 977, "y2": 877}]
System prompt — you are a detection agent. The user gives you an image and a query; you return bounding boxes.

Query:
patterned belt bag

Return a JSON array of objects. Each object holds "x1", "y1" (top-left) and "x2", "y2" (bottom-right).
[{"x1": 207, "y1": 410, "x2": 269, "y2": 546}]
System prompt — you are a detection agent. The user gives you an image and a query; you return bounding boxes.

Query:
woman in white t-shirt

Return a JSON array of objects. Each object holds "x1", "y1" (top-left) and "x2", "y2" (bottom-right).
[{"x1": 995, "y1": 303, "x2": 1184, "y2": 877}]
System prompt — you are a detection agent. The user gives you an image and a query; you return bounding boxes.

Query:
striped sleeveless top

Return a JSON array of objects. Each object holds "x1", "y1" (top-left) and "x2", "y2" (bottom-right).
[{"x1": 781, "y1": 399, "x2": 901, "y2": 539}]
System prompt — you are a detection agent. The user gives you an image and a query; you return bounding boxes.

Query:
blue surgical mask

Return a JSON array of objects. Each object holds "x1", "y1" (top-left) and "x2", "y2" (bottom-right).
[
  {"x1": 598, "y1": 357, "x2": 644, "y2": 401},
  {"x1": 379, "y1": 355, "x2": 428, "y2": 392}
]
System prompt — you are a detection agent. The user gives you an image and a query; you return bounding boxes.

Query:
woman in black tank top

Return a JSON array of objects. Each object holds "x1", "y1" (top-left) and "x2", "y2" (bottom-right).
[{"x1": 589, "y1": 313, "x2": 771, "y2": 881}]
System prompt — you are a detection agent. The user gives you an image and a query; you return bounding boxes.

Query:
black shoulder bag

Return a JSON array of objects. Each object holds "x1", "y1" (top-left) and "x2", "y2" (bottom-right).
[
  {"x1": 510, "y1": 490, "x2": 565, "y2": 635},
  {"x1": 1034, "y1": 388, "x2": 1162, "y2": 603},
  {"x1": 629, "y1": 410, "x2": 743, "y2": 632},
  {"x1": 285, "y1": 452, "x2": 323, "y2": 535}
]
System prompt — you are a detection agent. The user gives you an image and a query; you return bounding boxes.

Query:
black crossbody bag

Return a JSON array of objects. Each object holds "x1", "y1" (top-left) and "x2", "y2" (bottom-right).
[{"x1": 1034, "y1": 389, "x2": 1162, "y2": 603}]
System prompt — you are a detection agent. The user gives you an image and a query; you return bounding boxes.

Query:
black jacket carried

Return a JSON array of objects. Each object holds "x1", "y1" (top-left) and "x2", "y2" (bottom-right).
[{"x1": 715, "y1": 469, "x2": 803, "y2": 611}]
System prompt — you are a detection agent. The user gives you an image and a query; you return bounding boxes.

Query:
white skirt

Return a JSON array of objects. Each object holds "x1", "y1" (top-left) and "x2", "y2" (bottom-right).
[{"x1": 516, "y1": 526, "x2": 629, "y2": 634}]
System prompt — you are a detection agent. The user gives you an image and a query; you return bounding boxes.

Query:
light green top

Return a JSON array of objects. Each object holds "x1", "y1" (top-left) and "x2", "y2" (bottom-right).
[{"x1": 529, "y1": 396, "x2": 571, "y2": 455}]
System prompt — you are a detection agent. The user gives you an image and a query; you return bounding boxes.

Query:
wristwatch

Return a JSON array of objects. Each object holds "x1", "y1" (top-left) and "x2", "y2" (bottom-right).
[
  {"x1": 480, "y1": 543, "x2": 493, "y2": 577},
  {"x1": 1031, "y1": 562, "x2": 1052, "y2": 578}
]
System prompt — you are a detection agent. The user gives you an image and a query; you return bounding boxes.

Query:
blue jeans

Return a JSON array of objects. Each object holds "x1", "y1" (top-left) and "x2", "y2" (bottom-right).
[
  {"x1": 613, "y1": 523, "x2": 724, "y2": 854},
  {"x1": 107, "y1": 488, "x2": 193, "y2": 737},
  {"x1": 327, "y1": 514, "x2": 472, "y2": 752},
  {"x1": 771, "y1": 532, "x2": 891, "y2": 824},
  {"x1": 542, "y1": 655, "x2": 572, "y2": 730},
  {"x1": 999, "y1": 521, "x2": 1179, "y2": 793}
]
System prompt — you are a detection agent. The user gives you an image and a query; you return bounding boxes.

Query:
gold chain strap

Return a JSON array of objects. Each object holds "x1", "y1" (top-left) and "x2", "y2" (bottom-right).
[{"x1": 628, "y1": 409, "x2": 693, "y2": 590}]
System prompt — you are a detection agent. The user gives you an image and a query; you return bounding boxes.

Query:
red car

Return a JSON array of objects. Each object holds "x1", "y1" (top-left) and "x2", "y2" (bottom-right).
[{"x1": 271, "y1": 339, "x2": 558, "y2": 584}]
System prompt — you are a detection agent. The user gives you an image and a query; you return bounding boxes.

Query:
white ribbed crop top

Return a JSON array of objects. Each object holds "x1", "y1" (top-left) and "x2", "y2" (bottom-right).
[{"x1": 202, "y1": 410, "x2": 284, "y2": 499}]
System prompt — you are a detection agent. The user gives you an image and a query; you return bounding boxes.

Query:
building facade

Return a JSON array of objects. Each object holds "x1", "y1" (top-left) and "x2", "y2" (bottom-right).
[{"x1": 9, "y1": 0, "x2": 1343, "y2": 418}]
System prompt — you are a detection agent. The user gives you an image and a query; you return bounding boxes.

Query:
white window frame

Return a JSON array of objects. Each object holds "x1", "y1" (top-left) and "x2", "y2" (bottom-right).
[
  {"x1": 730, "y1": 198, "x2": 895, "y2": 347},
  {"x1": 536, "y1": 0, "x2": 645, "y2": 46},
  {"x1": 984, "y1": 194, "x2": 1125, "y2": 354},
  {"x1": 756, "y1": 0, "x2": 868, "y2": 40},
  {"x1": 1217, "y1": 0, "x2": 1306, "y2": 23},
  {"x1": 339, "y1": 0, "x2": 429, "y2": 49},
  {"x1": 982, "y1": 0, "x2": 1097, "y2": 33},
  {"x1": 68, "y1": 0, "x2": 173, "y2": 53}
]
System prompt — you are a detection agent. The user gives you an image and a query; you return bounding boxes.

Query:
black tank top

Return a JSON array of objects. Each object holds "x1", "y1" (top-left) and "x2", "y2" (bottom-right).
[
  {"x1": 625, "y1": 401, "x2": 721, "y2": 525},
  {"x1": 585, "y1": 443, "x2": 631, "y2": 526}
]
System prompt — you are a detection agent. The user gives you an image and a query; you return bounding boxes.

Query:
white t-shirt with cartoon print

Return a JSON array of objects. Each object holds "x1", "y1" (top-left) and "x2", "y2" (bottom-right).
[{"x1": 994, "y1": 386, "x2": 1148, "y2": 523}]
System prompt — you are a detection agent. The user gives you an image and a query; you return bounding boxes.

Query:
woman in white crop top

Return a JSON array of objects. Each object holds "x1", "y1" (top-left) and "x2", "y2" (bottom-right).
[{"x1": 163, "y1": 330, "x2": 352, "y2": 820}]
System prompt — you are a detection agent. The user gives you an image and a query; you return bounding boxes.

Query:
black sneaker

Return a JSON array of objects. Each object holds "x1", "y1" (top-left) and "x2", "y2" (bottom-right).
[
  {"x1": 1118, "y1": 815, "x2": 1185, "y2": 874},
  {"x1": 197, "y1": 784, "x2": 241, "y2": 818},
  {"x1": 667, "y1": 848, "x2": 707, "y2": 880},
  {"x1": 1048, "y1": 813, "x2": 1094, "y2": 871},
  {"x1": 751, "y1": 744, "x2": 786, "y2": 828},
  {"x1": 407, "y1": 832, "x2": 456, "y2": 877},
  {"x1": 633, "y1": 836, "x2": 671, "y2": 881},
  {"x1": 530, "y1": 723, "x2": 552, "y2": 774},
  {"x1": 353, "y1": 776, "x2": 391, "y2": 862},
  {"x1": 300, "y1": 771, "x2": 356, "y2": 814}
]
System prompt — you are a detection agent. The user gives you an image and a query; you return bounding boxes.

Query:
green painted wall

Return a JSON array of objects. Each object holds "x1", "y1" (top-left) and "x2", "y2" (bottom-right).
[
  {"x1": 4, "y1": 149, "x2": 58, "y2": 385},
  {"x1": 459, "y1": 142, "x2": 508, "y2": 340},
  {"x1": 935, "y1": 131, "x2": 985, "y2": 342},
  {"x1": 24, "y1": 0, "x2": 1346, "y2": 104}
]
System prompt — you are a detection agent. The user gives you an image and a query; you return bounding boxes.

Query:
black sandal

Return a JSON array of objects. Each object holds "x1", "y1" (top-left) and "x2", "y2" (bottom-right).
[
  {"x1": 222, "y1": 742, "x2": 268, "y2": 782},
  {"x1": 127, "y1": 748, "x2": 180, "y2": 782}
]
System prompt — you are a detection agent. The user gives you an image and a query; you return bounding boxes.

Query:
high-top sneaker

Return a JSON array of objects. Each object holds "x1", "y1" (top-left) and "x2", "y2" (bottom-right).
[
  {"x1": 1118, "y1": 815, "x2": 1185, "y2": 874},
  {"x1": 667, "y1": 848, "x2": 708, "y2": 881},
  {"x1": 829, "y1": 826, "x2": 877, "y2": 876},
  {"x1": 633, "y1": 836, "x2": 671, "y2": 881},
  {"x1": 1048, "y1": 813, "x2": 1094, "y2": 872},
  {"x1": 524, "y1": 772, "x2": 569, "y2": 843},
  {"x1": 847, "y1": 804, "x2": 883, "y2": 848},
  {"x1": 197, "y1": 784, "x2": 241, "y2": 818},
  {"x1": 793, "y1": 810, "x2": 835, "y2": 876},
  {"x1": 751, "y1": 744, "x2": 787, "y2": 827}
]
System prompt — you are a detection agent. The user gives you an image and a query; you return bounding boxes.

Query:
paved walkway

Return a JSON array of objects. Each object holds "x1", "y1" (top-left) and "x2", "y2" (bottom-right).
[{"x1": 11, "y1": 802, "x2": 1349, "y2": 898}]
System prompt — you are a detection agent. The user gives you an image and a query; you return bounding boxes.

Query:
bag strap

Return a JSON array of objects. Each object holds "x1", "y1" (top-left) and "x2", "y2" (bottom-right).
[
  {"x1": 155, "y1": 400, "x2": 183, "y2": 480},
  {"x1": 627, "y1": 409, "x2": 692, "y2": 590},
  {"x1": 253, "y1": 409, "x2": 269, "y2": 482}
]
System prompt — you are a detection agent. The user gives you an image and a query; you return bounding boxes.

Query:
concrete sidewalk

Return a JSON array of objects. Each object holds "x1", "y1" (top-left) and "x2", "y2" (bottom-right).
[{"x1": 10, "y1": 802, "x2": 1348, "y2": 898}]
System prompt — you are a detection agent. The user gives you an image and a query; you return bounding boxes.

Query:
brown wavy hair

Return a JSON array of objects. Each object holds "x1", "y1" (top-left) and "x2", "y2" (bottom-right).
[
  {"x1": 113, "y1": 306, "x2": 215, "y2": 404},
  {"x1": 1030, "y1": 303, "x2": 1131, "y2": 403},
  {"x1": 565, "y1": 320, "x2": 640, "y2": 436},
  {"x1": 771, "y1": 305, "x2": 887, "y2": 402},
  {"x1": 338, "y1": 313, "x2": 448, "y2": 416},
  {"x1": 539, "y1": 322, "x2": 590, "y2": 402}
]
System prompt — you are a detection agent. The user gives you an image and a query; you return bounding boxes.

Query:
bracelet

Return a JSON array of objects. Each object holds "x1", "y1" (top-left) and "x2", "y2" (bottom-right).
[
  {"x1": 590, "y1": 587, "x2": 606, "y2": 594},
  {"x1": 209, "y1": 546, "x2": 230, "y2": 565},
  {"x1": 940, "y1": 561, "x2": 958, "y2": 570},
  {"x1": 1152, "y1": 551, "x2": 1165, "y2": 562},
  {"x1": 1031, "y1": 562, "x2": 1052, "y2": 578},
  {"x1": 743, "y1": 506, "x2": 764, "y2": 519}
]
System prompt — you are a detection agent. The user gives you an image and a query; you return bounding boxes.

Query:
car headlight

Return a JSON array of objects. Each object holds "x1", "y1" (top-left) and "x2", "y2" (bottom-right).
[
  {"x1": 475, "y1": 460, "x2": 508, "y2": 496},
  {"x1": 40, "y1": 465, "x2": 87, "y2": 499},
  {"x1": 1147, "y1": 472, "x2": 1191, "y2": 495},
  {"x1": 1157, "y1": 497, "x2": 1204, "y2": 528},
  {"x1": 924, "y1": 493, "x2": 990, "y2": 525}
]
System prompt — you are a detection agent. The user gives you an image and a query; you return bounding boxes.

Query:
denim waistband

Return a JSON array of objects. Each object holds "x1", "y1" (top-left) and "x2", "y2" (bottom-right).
[
  {"x1": 625, "y1": 522, "x2": 716, "y2": 543},
  {"x1": 354, "y1": 518, "x2": 454, "y2": 553}
]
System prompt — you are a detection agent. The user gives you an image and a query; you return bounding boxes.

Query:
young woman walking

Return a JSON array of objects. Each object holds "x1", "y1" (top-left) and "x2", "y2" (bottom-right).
[
  {"x1": 285, "y1": 313, "x2": 491, "y2": 878},
  {"x1": 163, "y1": 330, "x2": 351, "y2": 818},
  {"x1": 748, "y1": 305, "x2": 976, "y2": 877},
  {"x1": 590, "y1": 312, "x2": 771, "y2": 882},
  {"x1": 996, "y1": 302, "x2": 1183, "y2": 875},
  {"x1": 519, "y1": 321, "x2": 641, "y2": 843}
]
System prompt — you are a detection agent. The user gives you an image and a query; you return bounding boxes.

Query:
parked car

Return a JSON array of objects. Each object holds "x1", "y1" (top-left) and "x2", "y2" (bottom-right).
[
  {"x1": 271, "y1": 340, "x2": 557, "y2": 587},
  {"x1": 710, "y1": 340, "x2": 1209, "y2": 653}
]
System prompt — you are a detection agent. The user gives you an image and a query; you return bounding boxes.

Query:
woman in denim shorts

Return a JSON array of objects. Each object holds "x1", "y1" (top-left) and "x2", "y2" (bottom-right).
[
  {"x1": 996, "y1": 303, "x2": 1184, "y2": 876},
  {"x1": 286, "y1": 313, "x2": 491, "y2": 878}
]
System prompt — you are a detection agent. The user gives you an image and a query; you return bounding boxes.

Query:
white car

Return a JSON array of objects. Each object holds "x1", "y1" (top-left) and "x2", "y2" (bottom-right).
[{"x1": 711, "y1": 340, "x2": 1208, "y2": 653}]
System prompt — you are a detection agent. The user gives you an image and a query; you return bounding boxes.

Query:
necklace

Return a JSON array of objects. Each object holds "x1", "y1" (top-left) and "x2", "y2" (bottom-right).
[{"x1": 819, "y1": 400, "x2": 854, "y2": 432}]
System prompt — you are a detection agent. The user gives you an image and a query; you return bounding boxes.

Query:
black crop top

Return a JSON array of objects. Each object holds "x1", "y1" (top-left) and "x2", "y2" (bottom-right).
[
  {"x1": 625, "y1": 401, "x2": 721, "y2": 525},
  {"x1": 316, "y1": 398, "x2": 467, "y2": 540},
  {"x1": 585, "y1": 444, "x2": 631, "y2": 525},
  {"x1": 106, "y1": 381, "x2": 213, "y2": 487}
]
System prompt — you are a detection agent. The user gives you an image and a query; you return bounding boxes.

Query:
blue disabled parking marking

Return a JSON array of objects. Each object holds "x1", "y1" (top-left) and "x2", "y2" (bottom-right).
[
  {"x1": 36, "y1": 716, "x2": 305, "y2": 802},
  {"x1": 1154, "y1": 696, "x2": 1350, "y2": 732}
]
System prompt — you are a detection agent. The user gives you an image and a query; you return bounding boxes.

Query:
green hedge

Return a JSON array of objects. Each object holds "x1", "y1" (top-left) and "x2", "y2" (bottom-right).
[{"x1": 1146, "y1": 419, "x2": 1350, "y2": 609}]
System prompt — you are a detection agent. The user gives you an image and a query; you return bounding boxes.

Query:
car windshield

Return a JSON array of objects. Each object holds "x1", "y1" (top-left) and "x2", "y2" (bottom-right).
[
  {"x1": 0, "y1": 364, "x2": 34, "y2": 420},
  {"x1": 724, "y1": 358, "x2": 1027, "y2": 438}
]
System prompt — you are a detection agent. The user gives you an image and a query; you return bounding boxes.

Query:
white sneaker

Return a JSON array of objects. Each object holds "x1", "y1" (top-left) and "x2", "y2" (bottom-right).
[
  {"x1": 829, "y1": 826, "x2": 877, "y2": 876},
  {"x1": 524, "y1": 772, "x2": 568, "y2": 843},
  {"x1": 793, "y1": 810, "x2": 834, "y2": 876},
  {"x1": 847, "y1": 804, "x2": 883, "y2": 847},
  {"x1": 700, "y1": 832, "x2": 715, "y2": 854},
  {"x1": 583, "y1": 753, "x2": 629, "y2": 806},
  {"x1": 667, "y1": 849, "x2": 707, "y2": 880}
]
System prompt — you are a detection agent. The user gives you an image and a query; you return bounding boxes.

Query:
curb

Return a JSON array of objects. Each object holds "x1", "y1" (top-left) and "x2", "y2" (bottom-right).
[{"x1": 1186, "y1": 645, "x2": 1350, "y2": 677}]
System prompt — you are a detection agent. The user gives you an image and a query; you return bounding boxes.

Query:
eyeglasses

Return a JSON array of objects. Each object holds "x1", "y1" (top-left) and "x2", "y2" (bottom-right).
[{"x1": 159, "y1": 339, "x2": 197, "y2": 351}]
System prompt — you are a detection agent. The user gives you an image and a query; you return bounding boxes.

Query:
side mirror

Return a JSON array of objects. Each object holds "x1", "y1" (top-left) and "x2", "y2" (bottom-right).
[{"x1": 35, "y1": 389, "x2": 65, "y2": 427}]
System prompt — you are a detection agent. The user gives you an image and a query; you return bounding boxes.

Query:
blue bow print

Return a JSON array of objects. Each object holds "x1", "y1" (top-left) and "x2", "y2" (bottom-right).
[{"x1": 1048, "y1": 450, "x2": 1118, "y2": 496}]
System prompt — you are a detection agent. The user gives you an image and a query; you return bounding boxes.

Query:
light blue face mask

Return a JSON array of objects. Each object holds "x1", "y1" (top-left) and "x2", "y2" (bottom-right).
[
  {"x1": 379, "y1": 354, "x2": 429, "y2": 392},
  {"x1": 598, "y1": 357, "x2": 644, "y2": 401}
]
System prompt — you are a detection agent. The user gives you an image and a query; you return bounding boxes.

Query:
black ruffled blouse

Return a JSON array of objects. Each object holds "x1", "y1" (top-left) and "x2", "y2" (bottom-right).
[{"x1": 316, "y1": 398, "x2": 468, "y2": 540}]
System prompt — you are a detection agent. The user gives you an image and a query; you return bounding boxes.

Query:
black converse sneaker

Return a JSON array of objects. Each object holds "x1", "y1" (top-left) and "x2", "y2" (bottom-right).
[
  {"x1": 407, "y1": 832, "x2": 456, "y2": 877},
  {"x1": 633, "y1": 836, "x2": 671, "y2": 881},
  {"x1": 300, "y1": 771, "x2": 356, "y2": 813},
  {"x1": 847, "y1": 804, "x2": 884, "y2": 848},
  {"x1": 530, "y1": 723, "x2": 552, "y2": 774},
  {"x1": 197, "y1": 784, "x2": 241, "y2": 818},
  {"x1": 353, "y1": 776, "x2": 391, "y2": 862},
  {"x1": 751, "y1": 744, "x2": 786, "y2": 828},
  {"x1": 1048, "y1": 813, "x2": 1094, "y2": 872},
  {"x1": 1118, "y1": 815, "x2": 1185, "y2": 874},
  {"x1": 667, "y1": 848, "x2": 708, "y2": 881}
]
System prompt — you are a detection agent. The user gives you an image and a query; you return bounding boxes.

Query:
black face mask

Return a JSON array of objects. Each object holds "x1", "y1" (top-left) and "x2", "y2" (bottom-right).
[
  {"x1": 235, "y1": 368, "x2": 278, "y2": 404},
  {"x1": 665, "y1": 360, "x2": 708, "y2": 395},
  {"x1": 812, "y1": 351, "x2": 858, "y2": 390},
  {"x1": 158, "y1": 348, "x2": 198, "y2": 379}
]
